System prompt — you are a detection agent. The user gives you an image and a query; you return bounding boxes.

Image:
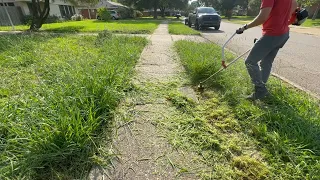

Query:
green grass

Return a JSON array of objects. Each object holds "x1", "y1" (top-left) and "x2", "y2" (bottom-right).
[
  {"x1": 222, "y1": 16, "x2": 255, "y2": 25},
  {"x1": 168, "y1": 22, "x2": 200, "y2": 35},
  {"x1": 172, "y1": 40, "x2": 320, "y2": 179},
  {"x1": 0, "y1": 19, "x2": 161, "y2": 34},
  {"x1": 0, "y1": 32, "x2": 148, "y2": 179},
  {"x1": 301, "y1": 19, "x2": 320, "y2": 27}
]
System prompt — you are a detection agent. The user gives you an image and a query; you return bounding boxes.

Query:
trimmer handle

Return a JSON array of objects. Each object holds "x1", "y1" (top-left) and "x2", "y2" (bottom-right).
[{"x1": 254, "y1": 38, "x2": 258, "y2": 43}]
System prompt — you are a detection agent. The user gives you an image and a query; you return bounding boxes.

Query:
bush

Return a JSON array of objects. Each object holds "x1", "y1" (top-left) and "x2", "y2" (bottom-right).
[
  {"x1": 97, "y1": 7, "x2": 111, "y2": 21},
  {"x1": 117, "y1": 7, "x2": 134, "y2": 19},
  {"x1": 134, "y1": 10, "x2": 143, "y2": 18},
  {"x1": 22, "y1": 15, "x2": 61, "y2": 25},
  {"x1": 71, "y1": 14, "x2": 83, "y2": 21}
]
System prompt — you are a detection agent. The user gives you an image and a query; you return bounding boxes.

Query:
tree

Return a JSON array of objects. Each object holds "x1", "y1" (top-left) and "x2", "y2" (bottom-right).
[
  {"x1": 298, "y1": 0, "x2": 320, "y2": 20},
  {"x1": 29, "y1": 0, "x2": 98, "y2": 31}
]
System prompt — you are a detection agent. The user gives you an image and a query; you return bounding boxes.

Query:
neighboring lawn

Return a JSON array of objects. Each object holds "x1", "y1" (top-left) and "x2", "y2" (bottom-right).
[
  {"x1": 302, "y1": 18, "x2": 320, "y2": 27},
  {"x1": 222, "y1": 16, "x2": 254, "y2": 25},
  {"x1": 0, "y1": 33, "x2": 147, "y2": 179},
  {"x1": 173, "y1": 40, "x2": 320, "y2": 179},
  {"x1": 0, "y1": 19, "x2": 161, "y2": 34},
  {"x1": 223, "y1": 16, "x2": 320, "y2": 27},
  {"x1": 168, "y1": 22, "x2": 200, "y2": 35}
]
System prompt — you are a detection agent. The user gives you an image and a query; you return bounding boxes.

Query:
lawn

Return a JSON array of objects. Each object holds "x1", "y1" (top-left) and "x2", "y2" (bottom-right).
[
  {"x1": 173, "y1": 40, "x2": 320, "y2": 179},
  {"x1": 223, "y1": 16, "x2": 320, "y2": 27},
  {"x1": 302, "y1": 18, "x2": 320, "y2": 27},
  {"x1": 168, "y1": 22, "x2": 200, "y2": 35},
  {"x1": 0, "y1": 19, "x2": 161, "y2": 34},
  {"x1": 222, "y1": 16, "x2": 254, "y2": 24},
  {"x1": 0, "y1": 32, "x2": 147, "y2": 179}
]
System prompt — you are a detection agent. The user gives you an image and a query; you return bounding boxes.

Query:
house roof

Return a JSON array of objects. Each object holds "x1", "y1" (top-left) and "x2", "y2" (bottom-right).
[{"x1": 105, "y1": 1, "x2": 128, "y2": 8}]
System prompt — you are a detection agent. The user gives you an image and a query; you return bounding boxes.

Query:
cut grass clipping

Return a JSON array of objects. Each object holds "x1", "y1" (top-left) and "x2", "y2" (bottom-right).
[
  {"x1": 168, "y1": 22, "x2": 200, "y2": 35},
  {"x1": 0, "y1": 32, "x2": 147, "y2": 179},
  {"x1": 0, "y1": 19, "x2": 160, "y2": 34},
  {"x1": 173, "y1": 40, "x2": 320, "y2": 179}
]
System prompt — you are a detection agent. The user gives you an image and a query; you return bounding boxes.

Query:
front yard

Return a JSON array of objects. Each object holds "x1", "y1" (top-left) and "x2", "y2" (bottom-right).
[
  {"x1": 0, "y1": 33, "x2": 148, "y2": 179},
  {"x1": 0, "y1": 19, "x2": 161, "y2": 34}
]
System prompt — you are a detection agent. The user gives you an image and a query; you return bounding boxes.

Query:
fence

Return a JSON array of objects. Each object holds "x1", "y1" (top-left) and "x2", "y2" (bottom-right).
[{"x1": 0, "y1": 6, "x2": 23, "y2": 26}]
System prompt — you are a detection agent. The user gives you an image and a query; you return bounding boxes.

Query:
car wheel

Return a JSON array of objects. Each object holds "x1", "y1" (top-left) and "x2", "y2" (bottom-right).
[
  {"x1": 195, "y1": 20, "x2": 199, "y2": 30},
  {"x1": 215, "y1": 25, "x2": 220, "y2": 30},
  {"x1": 112, "y1": 16, "x2": 116, "y2": 20},
  {"x1": 188, "y1": 20, "x2": 192, "y2": 27}
]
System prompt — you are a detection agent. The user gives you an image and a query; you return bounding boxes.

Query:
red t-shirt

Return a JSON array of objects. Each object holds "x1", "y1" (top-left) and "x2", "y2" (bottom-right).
[{"x1": 261, "y1": 0, "x2": 292, "y2": 36}]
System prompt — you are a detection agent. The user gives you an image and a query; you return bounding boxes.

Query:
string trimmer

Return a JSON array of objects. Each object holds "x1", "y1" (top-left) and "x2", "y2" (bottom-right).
[{"x1": 198, "y1": 32, "x2": 258, "y2": 92}]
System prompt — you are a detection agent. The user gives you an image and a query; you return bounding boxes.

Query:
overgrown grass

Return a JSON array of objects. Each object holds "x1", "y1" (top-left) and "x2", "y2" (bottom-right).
[
  {"x1": 0, "y1": 19, "x2": 160, "y2": 34},
  {"x1": 172, "y1": 40, "x2": 320, "y2": 179},
  {"x1": 0, "y1": 32, "x2": 147, "y2": 179},
  {"x1": 168, "y1": 22, "x2": 200, "y2": 35}
]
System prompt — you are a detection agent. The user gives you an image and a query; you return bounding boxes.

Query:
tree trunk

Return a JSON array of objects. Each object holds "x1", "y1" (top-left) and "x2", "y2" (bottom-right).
[
  {"x1": 312, "y1": 4, "x2": 319, "y2": 20},
  {"x1": 29, "y1": 0, "x2": 50, "y2": 31},
  {"x1": 153, "y1": 0, "x2": 158, "y2": 19},
  {"x1": 160, "y1": 7, "x2": 165, "y2": 18}
]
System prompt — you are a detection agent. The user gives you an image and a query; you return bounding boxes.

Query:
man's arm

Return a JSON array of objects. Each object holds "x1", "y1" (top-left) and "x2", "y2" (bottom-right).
[
  {"x1": 291, "y1": 0, "x2": 298, "y2": 14},
  {"x1": 246, "y1": 7, "x2": 272, "y2": 29}
]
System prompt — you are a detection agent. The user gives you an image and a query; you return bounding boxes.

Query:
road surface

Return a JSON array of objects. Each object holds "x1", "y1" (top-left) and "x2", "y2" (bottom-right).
[{"x1": 201, "y1": 21, "x2": 320, "y2": 98}]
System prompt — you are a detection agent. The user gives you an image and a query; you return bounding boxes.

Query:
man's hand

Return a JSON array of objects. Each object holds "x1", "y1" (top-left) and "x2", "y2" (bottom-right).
[{"x1": 236, "y1": 24, "x2": 247, "y2": 34}]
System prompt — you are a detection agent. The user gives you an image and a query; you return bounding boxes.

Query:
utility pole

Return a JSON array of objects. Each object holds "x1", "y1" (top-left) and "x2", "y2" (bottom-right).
[{"x1": 1, "y1": 0, "x2": 15, "y2": 31}]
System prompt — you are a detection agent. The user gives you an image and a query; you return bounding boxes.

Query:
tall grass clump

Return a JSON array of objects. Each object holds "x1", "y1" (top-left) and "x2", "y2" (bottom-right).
[
  {"x1": 0, "y1": 33, "x2": 147, "y2": 179},
  {"x1": 174, "y1": 40, "x2": 320, "y2": 179}
]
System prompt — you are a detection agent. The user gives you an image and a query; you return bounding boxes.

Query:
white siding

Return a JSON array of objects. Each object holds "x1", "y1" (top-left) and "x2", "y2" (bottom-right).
[
  {"x1": 14, "y1": 2, "x2": 30, "y2": 15},
  {"x1": 49, "y1": 4, "x2": 60, "y2": 17}
]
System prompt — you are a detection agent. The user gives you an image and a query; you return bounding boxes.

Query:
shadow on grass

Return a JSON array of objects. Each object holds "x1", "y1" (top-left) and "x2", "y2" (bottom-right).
[{"x1": 43, "y1": 26, "x2": 85, "y2": 33}]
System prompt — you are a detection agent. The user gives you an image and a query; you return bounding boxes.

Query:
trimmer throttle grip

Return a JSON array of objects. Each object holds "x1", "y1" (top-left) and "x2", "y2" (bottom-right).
[{"x1": 222, "y1": 61, "x2": 227, "y2": 69}]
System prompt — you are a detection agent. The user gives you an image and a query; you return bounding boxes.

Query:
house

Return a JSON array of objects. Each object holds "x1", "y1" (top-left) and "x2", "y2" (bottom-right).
[
  {"x1": 1, "y1": 0, "x2": 79, "y2": 18},
  {"x1": 78, "y1": 0, "x2": 128, "y2": 19}
]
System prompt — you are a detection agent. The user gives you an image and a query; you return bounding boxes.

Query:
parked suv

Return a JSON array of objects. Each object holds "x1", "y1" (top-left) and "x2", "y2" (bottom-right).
[{"x1": 188, "y1": 7, "x2": 221, "y2": 30}]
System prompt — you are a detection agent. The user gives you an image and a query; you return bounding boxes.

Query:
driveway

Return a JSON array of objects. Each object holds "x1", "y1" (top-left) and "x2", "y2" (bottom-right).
[{"x1": 201, "y1": 21, "x2": 320, "y2": 97}]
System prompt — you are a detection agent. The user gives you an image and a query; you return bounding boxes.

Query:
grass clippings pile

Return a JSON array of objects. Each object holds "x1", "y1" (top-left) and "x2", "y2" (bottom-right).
[{"x1": 171, "y1": 40, "x2": 320, "y2": 179}]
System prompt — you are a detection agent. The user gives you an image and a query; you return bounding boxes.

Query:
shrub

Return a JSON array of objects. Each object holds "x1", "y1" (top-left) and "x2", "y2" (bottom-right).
[
  {"x1": 23, "y1": 15, "x2": 61, "y2": 25},
  {"x1": 71, "y1": 14, "x2": 83, "y2": 21},
  {"x1": 117, "y1": 7, "x2": 134, "y2": 19},
  {"x1": 97, "y1": 7, "x2": 111, "y2": 21},
  {"x1": 134, "y1": 10, "x2": 143, "y2": 18}
]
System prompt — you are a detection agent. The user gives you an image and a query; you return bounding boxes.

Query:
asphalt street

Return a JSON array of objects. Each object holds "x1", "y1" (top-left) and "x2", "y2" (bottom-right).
[{"x1": 200, "y1": 21, "x2": 320, "y2": 97}]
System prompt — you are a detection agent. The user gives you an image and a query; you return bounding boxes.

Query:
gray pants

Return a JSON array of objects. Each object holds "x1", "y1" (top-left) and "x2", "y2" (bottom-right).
[{"x1": 245, "y1": 32, "x2": 290, "y2": 88}]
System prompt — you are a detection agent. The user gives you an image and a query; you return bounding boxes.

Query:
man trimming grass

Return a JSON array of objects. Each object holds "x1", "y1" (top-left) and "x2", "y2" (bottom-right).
[{"x1": 235, "y1": 0, "x2": 302, "y2": 100}]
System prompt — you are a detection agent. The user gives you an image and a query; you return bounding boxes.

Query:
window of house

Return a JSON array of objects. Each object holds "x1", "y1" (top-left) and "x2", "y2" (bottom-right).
[
  {"x1": 59, "y1": 5, "x2": 66, "y2": 17},
  {"x1": 72, "y1": 7, "x2": 75, "y2": 14},
  {"x1": 7, "y1": 3, "x2": 14, "y2": 6},
  {"x1": 27, "y1": 3, "x2": 33, "y2": 15},
  {"x1": 68, "y1": 6, "x2": 73, "y2": 15}
]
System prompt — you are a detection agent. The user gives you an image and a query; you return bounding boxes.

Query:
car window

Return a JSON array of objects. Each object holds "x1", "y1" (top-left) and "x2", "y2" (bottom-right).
[
  {"x1": 198, "y1": 8, "x2": 216, "y2": 13},
  {"x1": 109, "y1": 11, "x2": 116, "y2": 14}
]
